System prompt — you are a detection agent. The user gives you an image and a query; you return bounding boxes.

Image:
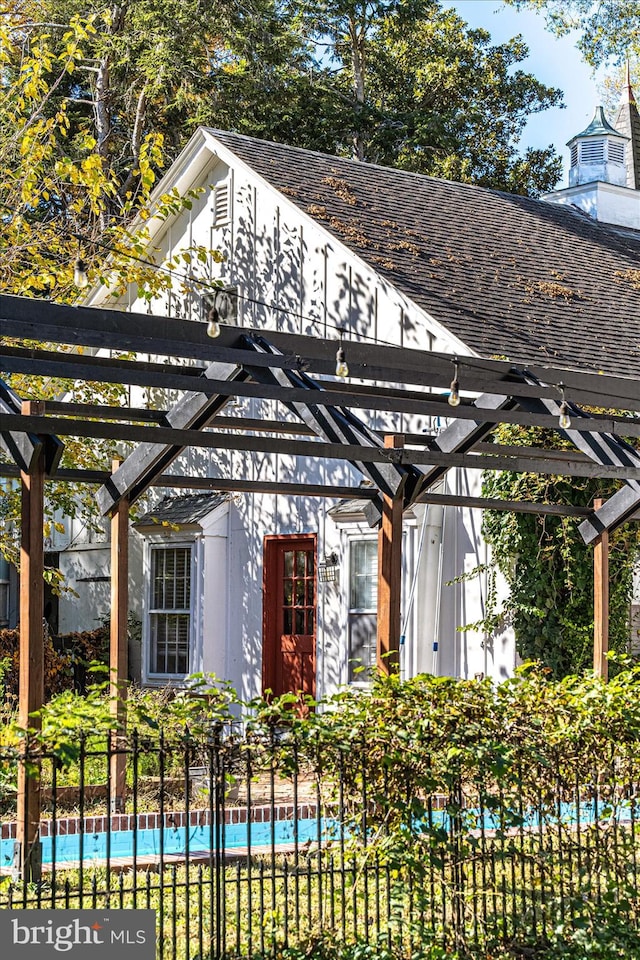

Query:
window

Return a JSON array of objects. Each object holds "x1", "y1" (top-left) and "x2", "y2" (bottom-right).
[
  {"x1": 348, "y1": 539, "x2": 377, "y2": 681},
  {"x1": 149, "y1": 546, "x2": 192, "y2": 675}
]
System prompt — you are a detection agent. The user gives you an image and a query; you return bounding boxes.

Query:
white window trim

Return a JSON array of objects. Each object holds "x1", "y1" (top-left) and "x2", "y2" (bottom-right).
[
  {"x1": 346, "y1": 534, "x2": 378, "y2": 687},
  {"x1": 143, "y1": 538, "x2": 197, "y2": 685}
]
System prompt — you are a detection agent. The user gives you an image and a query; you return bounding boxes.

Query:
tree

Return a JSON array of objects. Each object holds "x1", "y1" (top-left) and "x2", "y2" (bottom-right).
[
  {"x1": 506, "y1": 0, "x2": 640, "y2": 68},
  {"x1": 0, "y1": 11, "x2": 219, "y2": 573},
  {"x1": 293, "y1": 0, "x2": 564, "y2": 193}
]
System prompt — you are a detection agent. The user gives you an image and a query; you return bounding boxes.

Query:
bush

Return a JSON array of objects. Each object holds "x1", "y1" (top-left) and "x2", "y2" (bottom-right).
[{"x1": 0, "y1": 623, "x2": 109, "y2": 700}]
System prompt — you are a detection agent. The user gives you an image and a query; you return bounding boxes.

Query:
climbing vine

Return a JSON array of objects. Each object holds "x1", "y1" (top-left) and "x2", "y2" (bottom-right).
[{"x1": 481, "y1": 423, "x2": 640, "y2": 677}]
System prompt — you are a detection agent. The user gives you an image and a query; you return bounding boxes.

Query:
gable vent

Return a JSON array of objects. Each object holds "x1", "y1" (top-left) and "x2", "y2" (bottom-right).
[
  {"x1": 213, "y1": 180, "x2": 230, "y2": 225},
  {"x1": 570, "y1": 143, "x2": 578, "y2": 167}
]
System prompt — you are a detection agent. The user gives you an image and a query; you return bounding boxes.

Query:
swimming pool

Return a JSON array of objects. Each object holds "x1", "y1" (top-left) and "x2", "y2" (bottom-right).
[{"x1": 1, "y1": 816, "x2": 339, "y2": 870}]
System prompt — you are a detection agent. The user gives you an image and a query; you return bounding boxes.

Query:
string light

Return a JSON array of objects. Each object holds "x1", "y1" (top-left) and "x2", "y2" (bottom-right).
[
  {"x1": 558, "y1": 383, "x2": 571, "y2": 429},
  {"x1": 335, "y1": 329, "x2": 349, "y2": 378},
  {"x1": 73, "y1": 255, "x2": 89, "y2": 289},
  {"x1": 448, "y1": 358, "x2": 460, "y2": 407}
]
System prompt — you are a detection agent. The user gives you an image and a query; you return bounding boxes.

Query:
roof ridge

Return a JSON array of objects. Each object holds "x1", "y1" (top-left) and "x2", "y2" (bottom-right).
[{"x1": 204, "y1": 127, "x2": 549, "y2": 206}]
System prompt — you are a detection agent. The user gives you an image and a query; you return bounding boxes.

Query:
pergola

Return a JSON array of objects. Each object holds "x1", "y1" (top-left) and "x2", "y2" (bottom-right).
[{"x1": 2, "y1": 292, "x2": 640, "y2": 878}]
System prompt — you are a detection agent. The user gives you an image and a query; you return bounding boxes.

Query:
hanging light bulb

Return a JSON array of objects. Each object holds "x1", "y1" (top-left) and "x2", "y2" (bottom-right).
[
  {"x1": 448, "y1": 358, "x2": 460, "y2": 407},
  {"x1": 559, "y1": 402, "x2": 571, "y2": 430},
  {"x1": 73, "y1": 256, "x2": 89, "y2": 289},
  {"x1": 206, "y1": 315, "x2": 221, "y2": 338},
  {"x1": 335, "y1": 330, "x2": 349, "y2": 377},
  {"x1": 558, "y1": 383, "x2": 571, "y2": 430}
]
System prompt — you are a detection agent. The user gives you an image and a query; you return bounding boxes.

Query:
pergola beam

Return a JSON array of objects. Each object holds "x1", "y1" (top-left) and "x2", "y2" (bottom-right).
[
  {"x1": 3, "y1": 295, "x2": 640, "y2": 407},
  {"x1": 95, "y1": 363, "x2": 250, "y2": 514},
  {"x1": 6, "y1": 411, "x2": 640, "y2": 483}
]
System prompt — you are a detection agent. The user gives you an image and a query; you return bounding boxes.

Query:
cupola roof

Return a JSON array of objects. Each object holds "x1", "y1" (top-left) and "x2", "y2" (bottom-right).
[{"x1": 568, "y1": 105, "x2": 628, "y2": 144}]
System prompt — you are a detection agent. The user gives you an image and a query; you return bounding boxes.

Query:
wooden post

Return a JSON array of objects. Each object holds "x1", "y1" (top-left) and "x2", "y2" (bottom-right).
[
  {"x1": 110, "y1": 461, "x2": 129, "y2": 812},
  {"x1": 377, "y1": 435, "x2": 404, "y2": 675},
  {"x1": 16, "y1": 400, "x2": 45, "y2": 881},
  {"x1": 593, "y1": 497, "x2": 609, "y2": 680}
]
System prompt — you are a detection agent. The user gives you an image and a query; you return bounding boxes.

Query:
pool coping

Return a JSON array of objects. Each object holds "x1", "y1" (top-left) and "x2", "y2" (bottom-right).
[{"x1": 1, "y1": 801, "x2": 320, "y2": 840}]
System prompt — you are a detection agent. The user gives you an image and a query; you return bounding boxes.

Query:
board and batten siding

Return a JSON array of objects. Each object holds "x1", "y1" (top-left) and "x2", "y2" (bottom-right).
[{"x1": 69, "y1": 145, "x2": 514, "y2": 697}]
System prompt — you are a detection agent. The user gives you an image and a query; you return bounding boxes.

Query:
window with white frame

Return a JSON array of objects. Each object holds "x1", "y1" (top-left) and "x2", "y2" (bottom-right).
[
  {"x1": 348, "y1": 539, "x2": 377, "y2": 681},
  {"x1": 149, "y1": 545, "x2": 192, "y2": 675}
]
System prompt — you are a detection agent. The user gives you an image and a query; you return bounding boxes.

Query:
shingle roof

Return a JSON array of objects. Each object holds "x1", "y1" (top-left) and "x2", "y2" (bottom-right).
[
  {"x1": 210, "y1": 130, "x2": 640, "y2": 379},
  {"x1": 134, "y1": 493, "x2": 227, "y2": 527}
]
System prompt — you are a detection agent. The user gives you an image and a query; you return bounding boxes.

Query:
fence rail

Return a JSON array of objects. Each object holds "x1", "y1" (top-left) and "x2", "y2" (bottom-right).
[{"x1": 1, "y1": 727, "x2": 639, "y2": 958}]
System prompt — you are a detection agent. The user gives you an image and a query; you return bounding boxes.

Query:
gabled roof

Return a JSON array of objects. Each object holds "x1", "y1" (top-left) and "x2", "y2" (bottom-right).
[
  {"x1": 208, "y1": 130, "x2": 640, "y2": 379},
  {"x1": 134, "y1": 493, "x2": 227, "y2": 527}
]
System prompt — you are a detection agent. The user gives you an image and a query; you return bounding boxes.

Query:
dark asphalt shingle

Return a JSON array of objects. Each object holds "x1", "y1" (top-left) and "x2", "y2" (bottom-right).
[
  {"x1": 134, "y1": 493, "x2": 227, "y2": 527},
  {"x1": 210, "y1": 130, "x2": 640, "y2": 379}
]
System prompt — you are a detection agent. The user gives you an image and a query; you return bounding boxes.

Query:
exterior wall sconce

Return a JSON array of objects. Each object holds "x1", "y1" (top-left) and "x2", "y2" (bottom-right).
[{"x1": 318, "y1": 551, "x2": 340, "y2": 583}]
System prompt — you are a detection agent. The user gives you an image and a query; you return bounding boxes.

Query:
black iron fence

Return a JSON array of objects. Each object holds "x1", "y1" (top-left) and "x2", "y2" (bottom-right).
[{"x1": 1, "y1": 726, "x2": 640, "y2": 958}]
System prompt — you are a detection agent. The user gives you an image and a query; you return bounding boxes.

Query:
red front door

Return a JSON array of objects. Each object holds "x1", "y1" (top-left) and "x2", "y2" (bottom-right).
[{"x1": 263, "y1": 535, "x2": 317, "y2": 699}]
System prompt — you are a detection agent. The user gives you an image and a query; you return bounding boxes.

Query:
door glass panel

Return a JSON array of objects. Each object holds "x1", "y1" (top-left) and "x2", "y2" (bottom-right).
[
  {"x1": 308, "y1": 609, "x2": 314, "y2": 634},
  {"x1": 295, "y1": 609, "x2": 305, "y2": 633},
  {"x1": 284, "y1": 551, "x2": 294, "y2": 576},
  {"x1": 295, "y1": 579, "x2": 305, "y2": 604},
  {"x1": 284, "y1": 579, "x2": 293, "y2": 605},
  {"x1": 283, "y1": 608, "x2": 292, "y2": 633}
]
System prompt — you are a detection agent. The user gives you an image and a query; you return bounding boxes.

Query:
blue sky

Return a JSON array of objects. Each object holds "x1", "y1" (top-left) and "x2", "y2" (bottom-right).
[{"x1": 446, "y1": 0, "x2": 609, "y2": 186}]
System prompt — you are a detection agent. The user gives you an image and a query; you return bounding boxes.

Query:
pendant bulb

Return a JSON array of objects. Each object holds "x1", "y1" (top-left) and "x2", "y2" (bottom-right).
[
  {"x1": 74, "y1": 257, "x2": 89, "y2": 289},
  {"x1": 448, "y1": 358, "x2": 460, "y2": 407},
  {"x1": 206, "y1": 317, "x2": 221, "y2": 338},
  {"x1": 559, "y1": 400, "x2": 571, "y2": 430},
  {"x1": 335, "y1": 345, "x2": 349, "y2": 378}
]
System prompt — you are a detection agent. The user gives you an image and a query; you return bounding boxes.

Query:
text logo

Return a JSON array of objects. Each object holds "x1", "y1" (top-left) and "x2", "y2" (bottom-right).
[{"x1": 3, "y1": 911, "x2": 155, "y2": 958}]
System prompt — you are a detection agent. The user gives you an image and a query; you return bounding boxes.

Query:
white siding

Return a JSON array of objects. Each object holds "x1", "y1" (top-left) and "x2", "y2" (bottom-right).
[{"x1": 71, "y1": 144, "x2": 515, "y2": 696}]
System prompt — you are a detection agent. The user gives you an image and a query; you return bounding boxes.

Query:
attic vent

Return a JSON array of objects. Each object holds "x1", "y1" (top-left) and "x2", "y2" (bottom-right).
[
  {"x1": 608, "y1": 140, "x2": 625, "y2": 164},
  {"x1": 570, "y1": 143, "x2": 578, "y2": 167},
  {"x1": 580, "y1": 140, "x2": 605, "y2": 164},
  {"x1": 213, "y1": 179, "x2": 230, "y2": 225}
]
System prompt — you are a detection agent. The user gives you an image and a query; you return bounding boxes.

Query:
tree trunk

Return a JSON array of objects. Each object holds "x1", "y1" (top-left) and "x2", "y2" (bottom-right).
[{"x1": 349, "y1": 16, "x2": 366, "y2": 161}]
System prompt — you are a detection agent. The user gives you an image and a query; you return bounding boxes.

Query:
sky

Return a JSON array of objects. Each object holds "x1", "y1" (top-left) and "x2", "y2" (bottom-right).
[{"x1": 446, "y1": 0, "x2": 610, "y2": 186}]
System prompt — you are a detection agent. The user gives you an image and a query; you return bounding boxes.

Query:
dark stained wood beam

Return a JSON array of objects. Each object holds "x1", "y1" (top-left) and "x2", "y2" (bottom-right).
[
  {"x1": 5, "y1": 411, "x2": 640, "y2": 482},
  {"x1": 95, "y1": 363, "x2": 250, "y2": 514},
  {"x1": 2, "y1": 295, "x2": 640, "y2": 409},
  {"x1": 0, "y1": 459, "x2": 606, "y2": 516}
]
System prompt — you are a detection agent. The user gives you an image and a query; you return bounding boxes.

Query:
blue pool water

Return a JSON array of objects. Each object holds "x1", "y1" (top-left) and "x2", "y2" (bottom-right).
[{"x1": 1, "y1": 817, "x2": 339, "y2": 868}]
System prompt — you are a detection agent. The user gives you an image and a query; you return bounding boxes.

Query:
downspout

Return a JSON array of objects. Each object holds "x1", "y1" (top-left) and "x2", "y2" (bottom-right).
[{"x1": 415, "y1": 502, "x2": 445, "y2": 675}]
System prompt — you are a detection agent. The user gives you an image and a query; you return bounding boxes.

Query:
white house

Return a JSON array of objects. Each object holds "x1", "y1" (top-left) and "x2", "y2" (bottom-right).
[{"x1": 39, "y1": 86, "x2": 640, "y2": 702}]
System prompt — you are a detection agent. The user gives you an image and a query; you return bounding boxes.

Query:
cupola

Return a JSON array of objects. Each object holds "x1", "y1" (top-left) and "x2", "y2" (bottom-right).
[{"x1": 567, "y1": 106, "x2": 628, "y2": 187}]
